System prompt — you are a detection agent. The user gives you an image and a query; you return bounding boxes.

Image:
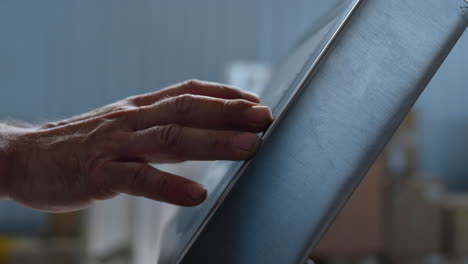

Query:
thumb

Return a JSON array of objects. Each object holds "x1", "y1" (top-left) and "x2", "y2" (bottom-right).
[{"x1": 101, "y1": 162, "x2": 207, "y2": 206}]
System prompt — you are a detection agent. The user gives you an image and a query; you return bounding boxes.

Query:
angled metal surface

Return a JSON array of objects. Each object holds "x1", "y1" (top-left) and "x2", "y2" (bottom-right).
[
  {"x1": 182, "y1": 0, "x2": 468, "y2": 263},
  {"x1": 145, "y1": 2, "x2": 362, "y2": 264}
]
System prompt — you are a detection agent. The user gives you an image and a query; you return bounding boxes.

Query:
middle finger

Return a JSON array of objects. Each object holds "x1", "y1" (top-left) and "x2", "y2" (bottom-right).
[{"x1": 130, "y1": 95, "x2": 273, "y2": 132}]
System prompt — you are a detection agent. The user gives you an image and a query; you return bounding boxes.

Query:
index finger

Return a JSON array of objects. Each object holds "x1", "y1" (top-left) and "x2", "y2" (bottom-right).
[{"x1": 130, "y1": 79, "x2": 260, "y2": 106}]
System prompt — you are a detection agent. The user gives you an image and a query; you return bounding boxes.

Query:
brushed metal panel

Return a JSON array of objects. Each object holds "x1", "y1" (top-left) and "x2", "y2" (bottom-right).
[
  {"x1": 182, "y1": 0, "x2": 468, "y2": 263},
  {"x1": 146, "y1": 2, "x2": 362, "y2": 264}
]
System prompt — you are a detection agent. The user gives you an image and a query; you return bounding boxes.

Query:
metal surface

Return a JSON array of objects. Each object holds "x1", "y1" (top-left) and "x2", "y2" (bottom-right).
[
  {"x1": 182, "y1": 0, "x2": 468, "y2": 263},
  {"x1": 143, "y1": 2, "x2": 361, "y2": 264}
]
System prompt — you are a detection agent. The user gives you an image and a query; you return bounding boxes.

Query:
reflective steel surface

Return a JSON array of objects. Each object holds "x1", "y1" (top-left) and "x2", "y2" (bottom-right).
[
  {"x1": 182, "y1": 0, "x2": 468, "y2": 263},
  {"x1": 146, "y1": 2, "x2": 362, "y2": 264}
]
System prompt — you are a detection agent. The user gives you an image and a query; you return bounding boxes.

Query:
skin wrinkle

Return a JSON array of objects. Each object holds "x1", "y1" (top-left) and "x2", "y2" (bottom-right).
[
  {"x1": 156, "y1": 124, "x2": 185, "y2": 163},
  {"x1": 0, "y1": 80, "x2": 271, "y2": 212},
  {"x1": 0, "y1": 132, "x2": 11, "y2": 198}
]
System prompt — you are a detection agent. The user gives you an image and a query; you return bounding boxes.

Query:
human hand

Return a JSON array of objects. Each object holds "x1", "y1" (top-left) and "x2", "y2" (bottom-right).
[{"x1": 0, "y1": 80, "x2": 272, "y2": 212}]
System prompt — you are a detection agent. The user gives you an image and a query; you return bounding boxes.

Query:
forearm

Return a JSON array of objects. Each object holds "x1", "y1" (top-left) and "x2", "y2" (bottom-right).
[
  {"x1": 0, "y1": 123, "x2": 33, "y2": 198},
  {"x1": 0, "y1": 124, "x2": 14, "y2": 198},
  {"x1": 0, "y1": 80, "x2": 271, "y2": 211}
]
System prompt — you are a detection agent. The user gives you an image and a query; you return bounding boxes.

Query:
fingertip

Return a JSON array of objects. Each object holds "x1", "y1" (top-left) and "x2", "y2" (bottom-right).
[
  {"x1": 240, "y1": 104, "x2": 273, "y2": 133},
  {"x1": 183, "y1": 182, "x2": 208, "y2": 206},
  {"x1": 245, "y1": 105, "x2": 273, "y2": 124},
  {"x1": 231, "y1": 132, "x2": 261, "y2": 160}
]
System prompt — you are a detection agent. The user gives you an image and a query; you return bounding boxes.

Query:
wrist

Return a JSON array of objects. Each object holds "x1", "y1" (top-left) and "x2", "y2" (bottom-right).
[
  {"x1": 0, "y1": 124, "x2": 34, "y2": 199},
  {"x1": 0, "y1": 131, "x2": 13, "y2": 198}
]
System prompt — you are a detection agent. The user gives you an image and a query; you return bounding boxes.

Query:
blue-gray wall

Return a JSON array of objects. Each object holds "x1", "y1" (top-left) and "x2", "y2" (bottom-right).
[
  {"x1": 0, "y1": 1, "x2": 467, "y2": 227},
  {"x1": 416, "y1": 35, "x2": 468, "y2": 191},
  {"x1": 0, "y1": 0, "x2": 262, "y2": 121}
]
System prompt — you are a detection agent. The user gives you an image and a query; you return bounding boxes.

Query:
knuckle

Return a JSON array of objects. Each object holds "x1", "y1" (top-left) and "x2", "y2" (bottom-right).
[
  {"x1": 221, "y1": 101, "x2": 236, "y2": 128},
  {"x1": 222, "y1": 99, "x2": 254, "y2": 128},
  {"x1": 127, "y1": 94, "x2": 154, "y2": 107},
  {"x1": 220, "y1": 84, "x2": 243, "y2": 97},
  {"x1": 108, "y1": 106, "x2": 141, "y2": 129},
  {"x1": 104, "y1": 105, "x2": 137, "y2": 121},
  {"x1": 88, "y1": 165, "x2": 118, "y2": 200},
  {"x1": 57, "y1": 121, "x2": 68, "y2": 126},
  {"x1": 157, "y1": 124, "x2": 183, "y2": 151},
  {"x1": 172, "y1": 94, "x2": 194, "y2": 115},
  {"x1": 208, "y1": 131, "x2": 228, "y2": 149},
  {"x1": 126, "y1": 106, "x2": 143, "y2": 128},
  {"x1": 155, "y1": 173, "x2": 171, "y2": 201},
  {"x1": 42, "y1": 122, "x2": 58, "y2": 129},
  {"x1": 108, "y1": 99, "x2": 138, "y2": 114},
  {"x1": 84, "y1": 124, "x2": 128, "y2": 155},
  {"x1": 125, "y1": 96, "x2": 140, "y2": 105},
  {"x1": 113, "y1": 106, "x2": 137, "y2": 115},
  {"x1": 222, "y1": 99, "x2": 247, "y2": 118},
  {"x1": 130, "y1": 165, "x2": 150, "y2": 194},
  {"x1": 182, "y1": 79, "x2": 203, "y2": 94},
  {"x1": 222, "y1": 99, "x2": 234, "y2": 118},
  {"x1": 184, "y1": 79, "x2": 202, "y2": 88},
  {"x1": 42, "y1": 121, "x2": 68, "y2": 129}
]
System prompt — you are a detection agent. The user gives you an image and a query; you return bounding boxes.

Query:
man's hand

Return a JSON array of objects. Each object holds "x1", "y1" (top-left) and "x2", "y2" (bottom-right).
[{"x1": 0, "y1": 80, "x2": 273, "y2": 212}]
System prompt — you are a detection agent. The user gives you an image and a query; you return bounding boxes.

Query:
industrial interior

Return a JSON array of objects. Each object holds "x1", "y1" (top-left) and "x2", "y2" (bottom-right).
[{"x1": 0, "y1": 1, "x2": 467, "y2": 264}]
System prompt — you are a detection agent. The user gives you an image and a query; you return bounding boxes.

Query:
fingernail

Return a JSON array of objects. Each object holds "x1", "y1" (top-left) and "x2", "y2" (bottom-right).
[
  {"x1": 244, "y1": 105, "x2": 273, "y2": 124},
  {"x1": 243, "y1": 91, "x2": 261, "y2": 103},
  {"x1": 185, "y1": 182, "x2": 208, "y2": 203},
  {"x1": 233, "y1": 133, "x2": 258, "y2": 152}
]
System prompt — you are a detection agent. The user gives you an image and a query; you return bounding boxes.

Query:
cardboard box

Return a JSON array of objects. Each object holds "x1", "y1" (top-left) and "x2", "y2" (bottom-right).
[
  {"x1": 0, "y1": 237, "x2": 79, "y2": 264},
  {"x1": 446, "y1": 257, "x2": 468, "y2": 264},
  {"x1": 389, "y1": 255, "x2": 446, "y2": 264},
  {"x1": 386, "y1": 176, "x2": 445, "y2": 255},
  {"x1": 312, "y1": 154, "x2": 387, "y2": 257},
  {"x1": 442, "y1": 194, "x2": 468, "y2": 258},
  {"x1": 48, "y1": 212, "x2": 82, "y2": 238},
  {"x1": 321, "y1": 256, "x2": 381, "y2": 264},
  {"x1": 386, "y1": 111, "x2": 418, "y2": 176}
]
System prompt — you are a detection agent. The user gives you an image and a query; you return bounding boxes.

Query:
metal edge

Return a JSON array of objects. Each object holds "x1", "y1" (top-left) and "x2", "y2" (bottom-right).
[
  {"x1": 175, "y1": 1, "x2": 364, "y2": 263},
  {"x1": 297, "y1": 2, "x2": 468, "y2": 264}
]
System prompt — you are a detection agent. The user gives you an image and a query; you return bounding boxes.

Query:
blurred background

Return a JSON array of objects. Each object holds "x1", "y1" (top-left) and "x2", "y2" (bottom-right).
[{"x1": 0, "y1": 0, "x2": 467, "y2": 264}]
